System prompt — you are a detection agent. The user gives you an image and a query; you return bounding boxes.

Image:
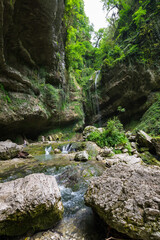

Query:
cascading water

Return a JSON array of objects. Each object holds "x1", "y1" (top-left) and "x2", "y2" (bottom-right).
[
  {"x1": 1, "y1": 144, "x2": 107, "y2": 240},
  {"x1": 61, "y1": 143, "x2": 73, "y2": 154},
  {"x1": 46, "y1": 164, "x2": 106, "y2": 239},
  {"x1": 45, "y1": 146, "x2": 52, "y2": 155},
  {"x1": 94, "y1": 70, "x2": 102, "y2": 126}
]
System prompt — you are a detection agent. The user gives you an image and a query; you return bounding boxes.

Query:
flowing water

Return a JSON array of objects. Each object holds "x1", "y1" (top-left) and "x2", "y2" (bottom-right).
[
  {"x1": 61, "y1": 143, "x2": 73, "y2": 154},
  {"x1": 46, "y1": 163, "x2": 106, "y2": 240},
  {"x1": 1, "y1": 150, "x2": 106, "y2": 240}
]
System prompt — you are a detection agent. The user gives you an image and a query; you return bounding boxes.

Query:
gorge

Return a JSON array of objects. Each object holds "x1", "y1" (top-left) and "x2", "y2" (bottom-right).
[{"x1": 0, "y1": 0, "x2": 160, "y2": 239}]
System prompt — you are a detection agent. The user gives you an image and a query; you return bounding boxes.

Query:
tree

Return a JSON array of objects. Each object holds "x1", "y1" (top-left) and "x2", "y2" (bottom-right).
[
  {"x1": 93, "y1": 28, "x2": 105, "y2": 48},
  {"x1": 64, "y1": 0, "x2": 94, "y2": 86}
]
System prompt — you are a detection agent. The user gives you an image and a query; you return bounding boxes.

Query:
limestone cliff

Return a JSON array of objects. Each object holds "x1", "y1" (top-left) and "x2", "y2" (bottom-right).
[
  {"x1": 0, "y1": 0, "x2": 84, "y2": 140},
  {"x1": 85, "y1": 0, "x2": 160, "y2": 127},
  {"x1": 101, "y1": 63, "x2": 160, "y2": 123},
  {"x1": 85, "y1": 63, "x2": 160, "y2": 126}
]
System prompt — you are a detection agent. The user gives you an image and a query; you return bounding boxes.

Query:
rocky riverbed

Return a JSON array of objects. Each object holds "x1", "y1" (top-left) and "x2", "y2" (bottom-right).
[{"x1": 0, "y1": 138, "x2": 160, "y2": 240}]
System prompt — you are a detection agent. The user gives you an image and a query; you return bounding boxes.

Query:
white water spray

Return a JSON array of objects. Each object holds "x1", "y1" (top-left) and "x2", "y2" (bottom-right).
[
  {"x1": 62, "y1": 144, "x2": 72, "y2": 154},
  {"x1": 45, "y1": 146, "x2": 52, "y2": 155}
]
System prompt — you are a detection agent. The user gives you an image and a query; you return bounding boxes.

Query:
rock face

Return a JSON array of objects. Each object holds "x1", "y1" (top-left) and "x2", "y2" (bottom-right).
[
  {"x1": 0, "y1": 173, "x2": 64, "y2": 236},
  {"x1": 0, "y1": 0, "x2": 84, "y2": 140},
  {"x1": 0, "y1": 140, "x2": 22, "y2": 160},
  {"x1": 85, "y1": 63, "x2": 160, "y2": 125},
  {"x1": 85, "y1": 163, "x2": 160, "y2": 240}
]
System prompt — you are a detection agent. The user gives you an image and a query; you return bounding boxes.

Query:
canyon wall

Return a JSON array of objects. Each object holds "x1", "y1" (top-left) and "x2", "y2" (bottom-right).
[{"x1": 0, "y1": 0, "x2": 84, "y2": 140}]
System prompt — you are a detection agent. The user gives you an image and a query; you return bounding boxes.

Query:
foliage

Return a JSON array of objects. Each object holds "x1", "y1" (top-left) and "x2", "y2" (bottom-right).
[
  {"x1": 98, "y1": 0, "x2": 160, "y2": 67},
  {"x1": 64, "y1": 0, "x2": 95, "y2": 86},
  {"x1": 140, "y1": 152, "x2": 160, "y2": 167},
  {"x1": 132, "y1": 6, "x2": 146, "y2": 27},
  {"x1": 87, "y1": 117, "x2": 131, "y2": 151},
  {"x1": 0, "y1": 84, "x2": 11, "y2": 103},
  {"x1": 117, "y1": 106, "x2": 125, "y2": 113},
  {"x1": 135, "y1": 94, "x2": 160, "y2": 136},
  {"x1": 93, "y1": 28, "x2": 105, "y2": 48}
]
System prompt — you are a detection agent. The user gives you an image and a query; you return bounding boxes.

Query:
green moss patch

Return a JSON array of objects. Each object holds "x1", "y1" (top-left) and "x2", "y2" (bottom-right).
[{"x1": 136, "y1": 94, "x2": 160, "y2": 136}]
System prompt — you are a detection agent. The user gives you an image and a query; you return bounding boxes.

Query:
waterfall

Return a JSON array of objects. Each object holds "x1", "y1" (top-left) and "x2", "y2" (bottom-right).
[
  {"x1": 94, "y1": 70, "x2": 101, "y2": 126},
  {"x1": 61, "y1": 143, "x2": 73, "y2": 154},
  {"x1": 45, "y1": 146, "x2": 52, "y2": 155}
]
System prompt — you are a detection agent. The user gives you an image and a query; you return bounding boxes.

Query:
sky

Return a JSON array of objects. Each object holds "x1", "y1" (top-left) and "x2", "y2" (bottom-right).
[{"x1": 83, "y1": 0, "x2": 108, "y2": 32}]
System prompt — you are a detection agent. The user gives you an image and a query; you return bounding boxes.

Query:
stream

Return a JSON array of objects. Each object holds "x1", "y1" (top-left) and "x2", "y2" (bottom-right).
[
  {"x1": 47, "y1": 163, "x2": 106, "y2": 240},
  {"x1": 1, "y1": 147, "x2": 106, "y2": 240}
]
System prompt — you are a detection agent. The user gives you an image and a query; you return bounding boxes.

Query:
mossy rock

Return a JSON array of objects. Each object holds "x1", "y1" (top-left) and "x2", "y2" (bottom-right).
[
  {"x1": 140, "y1": 151, "x2": 160, "y2": 166},
  {"x1": 0, "y1": 174, "x2": 64, "y2": 236}
]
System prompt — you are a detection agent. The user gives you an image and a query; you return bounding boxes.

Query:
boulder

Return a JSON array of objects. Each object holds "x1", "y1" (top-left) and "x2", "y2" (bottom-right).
[
  {"x1": 74, "y1": 151, "x2": 89, "y2": 162},
  {"x1": 54, "y1": 148, "x2": 61, "y2": 154},
  {"x1": 99, "y1": 147, "x2": 114, "y2": 157},
  {"x1": 85, "y1": 141, "x2": 101, "y2": 159},
  {"x1": 83, "y1": 126, "x2": 104, "y2": 139},
  {"x1": 96, "y1": 153, "x2": 142, "y2": 166},
  {"x1": 0, "y1": 173, "x2": 64, "y2": 236},
  {"x1": 0, "y1": 140, "x2": 23, "y2": 160},
  {"x1": 125, "y1": 131, "x2": 136, "y2": 142},
  {"x1": 136, "y1": 130, "x2": 155, "y2": 152},
  {"x1": 85, "y1": 163, "x2": 160, "y2": 240},
  {"x1": 96, "y1": 147, "x2": 114, "y2": 164}
]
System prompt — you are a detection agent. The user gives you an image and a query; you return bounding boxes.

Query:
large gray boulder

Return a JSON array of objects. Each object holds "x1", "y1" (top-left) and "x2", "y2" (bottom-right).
[
  {"x1": 0, "y1": 173, "x2": 64, "y2": 236},
  {"x1": 0, "y1": 140, "x2": 23, "y2": 160},
  {"x1": 85, "y1": 163, "x2": 160, "y2": 240}
]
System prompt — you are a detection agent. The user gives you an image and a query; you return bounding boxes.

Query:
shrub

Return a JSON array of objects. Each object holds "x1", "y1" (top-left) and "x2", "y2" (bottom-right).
[{"x1": 87, "y1": 117, "x2": 131, "y2": 152}]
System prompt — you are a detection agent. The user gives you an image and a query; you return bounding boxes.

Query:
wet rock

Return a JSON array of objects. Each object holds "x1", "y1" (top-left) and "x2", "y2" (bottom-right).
[
  {"x1": 56, "y1": 167, "x2": 81, "y2": 188},
  {"x1": 136, "y1": 130, "x2": 155, "y2": 152},
  {"x1": 74, "y1": 151, "x2": 89, "y2": 162},
  {"x1": 54, "y1": 148, "x2": 61, "y2": 154},
  {"x1": 17, "y1": 151, "x2": 29, "y2": 158},
  {"x1": 85, "y1": 142, "x2": 101, "y2": 159},
  {"x1": 85, "y1": 163, "x2": 160, "y2": 240},
  {"x1": 29, "y1": 230, "x2": 63, "y2": 240},
  {"x1": 0, "y1": 173, "x2": 64, "y2": 236},
  {"x1": 0, "y1": 140, "x2": 23, "y2": 160}
]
